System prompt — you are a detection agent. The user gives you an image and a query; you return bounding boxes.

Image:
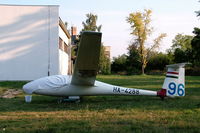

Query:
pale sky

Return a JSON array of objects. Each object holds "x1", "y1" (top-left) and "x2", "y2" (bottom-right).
[{"x1": 1, "y1": 0, "x2": 200, "y2": 58}]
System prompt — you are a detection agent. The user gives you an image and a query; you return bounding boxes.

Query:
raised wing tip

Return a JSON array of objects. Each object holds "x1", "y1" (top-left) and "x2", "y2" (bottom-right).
[
  {"x1": 71, "y1": 31, "x2": 102, "y2": 86},
  {"x1": 81, "y1": 31, "x2": 102, "y2": 36}
]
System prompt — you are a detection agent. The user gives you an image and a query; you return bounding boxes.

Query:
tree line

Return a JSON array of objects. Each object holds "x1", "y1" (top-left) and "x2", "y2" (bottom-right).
[
  {"x1": 71, "y1": 9, "x2": 200, "y2": 75},
  {"x1": 112, "y1": 9, "x2": 200, "y2": 75}
]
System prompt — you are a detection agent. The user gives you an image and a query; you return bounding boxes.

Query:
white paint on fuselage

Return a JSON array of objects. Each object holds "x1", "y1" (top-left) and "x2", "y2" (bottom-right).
[
  {"x1": 33, "y1": 80, "x2": 157, "y2": 97},
  {"x1": 23, "y1": 75, "x2": 157, "y2": 97}
]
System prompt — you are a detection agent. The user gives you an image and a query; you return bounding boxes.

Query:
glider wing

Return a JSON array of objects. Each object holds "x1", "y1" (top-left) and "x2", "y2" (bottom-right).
[{"x1": 71, "y1": 31, "x2": 102, "y2": 86}]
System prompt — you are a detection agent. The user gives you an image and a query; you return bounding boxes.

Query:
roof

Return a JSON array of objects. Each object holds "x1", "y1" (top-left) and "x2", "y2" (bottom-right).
[
  {"x1": 59, "y1": 17, "x2": 71, "y2": 39},
  {"x1": 0, "y1": 4, "x2": 59, "y2": 7}
]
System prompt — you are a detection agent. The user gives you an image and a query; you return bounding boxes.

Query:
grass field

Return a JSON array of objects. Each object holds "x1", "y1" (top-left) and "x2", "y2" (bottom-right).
[{"x1": 0, "y1": 75, "x2": 200, "y2": 133}]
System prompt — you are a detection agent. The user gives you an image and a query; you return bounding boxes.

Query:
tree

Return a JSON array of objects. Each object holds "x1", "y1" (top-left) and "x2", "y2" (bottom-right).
[
  {"x1": 99, "y1": 46, "x2": 111, "y2": 74},
  {"x1": 167, "y1": 33, "x2": 193, "y2": 64},
  {"x1": 82, "y1": 13, "x2": 102, "y2": 32},
  {"x1": 189, "y1": 7, "x2": 200, "y2": 67},
  {"x1": 126, "y1": 9, "x2": 166, "y2": 74},
  {"x1": 191, "y1": 27, "x2": 200, "y2": 66},
  {"x1": 111, "y1": 54, "x2": 127, "y2": 74},
  {"x1": 126, "y1": 44, "x2": 141, "y2": 74},
  {"x1": 195, "y1": 6, "x2": 200, "y2": 17},
  {"x1": 173, "y1": 48, "x2": 188, "y2": 63},
  {"x1": 147, "y1": 53, "x2": 171, "y2": 71},
  {"x1": 171, "y1": 34, "x2": 193, "y2": 52}
]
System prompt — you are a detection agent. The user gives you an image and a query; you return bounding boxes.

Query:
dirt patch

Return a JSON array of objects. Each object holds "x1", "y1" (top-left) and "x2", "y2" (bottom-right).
[{"x1": 0, "y1": 89, "x2": 22, "y2": 99}]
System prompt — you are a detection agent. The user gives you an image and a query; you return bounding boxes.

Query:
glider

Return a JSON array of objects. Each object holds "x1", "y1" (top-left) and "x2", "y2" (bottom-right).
[{"x1": 23, "y1": 31, "x2": 187, "y2": 102}]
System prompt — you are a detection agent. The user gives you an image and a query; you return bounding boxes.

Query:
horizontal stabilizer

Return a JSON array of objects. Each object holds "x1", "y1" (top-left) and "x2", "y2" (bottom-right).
[{"x1": 166, "y1": 62, "x2": 190, "y2": 68}]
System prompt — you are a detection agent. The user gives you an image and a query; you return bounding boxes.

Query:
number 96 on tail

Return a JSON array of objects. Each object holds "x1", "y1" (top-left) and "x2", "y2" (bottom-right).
[{"x1": 167, "y1": 82, "x2": 185, "y2": 97}]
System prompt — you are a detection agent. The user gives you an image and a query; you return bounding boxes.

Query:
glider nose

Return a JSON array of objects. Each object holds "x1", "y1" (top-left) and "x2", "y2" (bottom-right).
[
  {"x1": 23, "y1": 83, "x2": 33, "y2": 103},
  {"x1": 22, "y1": 83, "x2": 30, "y2": 94},
  {"x1": 23, "y1": 82, "x2": 34, "y2": 94}
]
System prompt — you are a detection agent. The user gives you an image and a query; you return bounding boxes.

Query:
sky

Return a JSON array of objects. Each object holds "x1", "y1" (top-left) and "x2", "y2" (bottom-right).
[{"x1": 1, "y1": 0, "x2": 200, "y2": 58}]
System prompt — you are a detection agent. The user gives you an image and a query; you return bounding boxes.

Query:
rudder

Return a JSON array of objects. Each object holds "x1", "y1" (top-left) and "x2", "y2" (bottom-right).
[{"x1": 158, "y1": 63, "x2": 188, "y2": 98}]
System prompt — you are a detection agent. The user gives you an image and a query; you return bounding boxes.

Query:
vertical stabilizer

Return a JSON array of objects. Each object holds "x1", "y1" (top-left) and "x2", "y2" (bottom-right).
[{"x1": 158, "y1": 63, "x2": 188, "y2": 98}]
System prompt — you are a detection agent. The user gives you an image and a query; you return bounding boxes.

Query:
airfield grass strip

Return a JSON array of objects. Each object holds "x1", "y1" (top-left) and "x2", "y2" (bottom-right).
[{"x1": 0, "y1": 75, "x2": 200, "y2": 133}]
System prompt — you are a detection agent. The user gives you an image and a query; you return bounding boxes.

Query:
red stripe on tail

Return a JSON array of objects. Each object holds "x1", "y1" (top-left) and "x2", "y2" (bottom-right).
[{"x1": 167, "y1": 71, "x2": 179, "y2": 75}]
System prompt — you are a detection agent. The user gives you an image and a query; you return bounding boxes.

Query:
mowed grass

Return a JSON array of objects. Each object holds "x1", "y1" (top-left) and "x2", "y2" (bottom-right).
[{"x1": 0, "y1": 75, "x2": 200, "y2": 133}]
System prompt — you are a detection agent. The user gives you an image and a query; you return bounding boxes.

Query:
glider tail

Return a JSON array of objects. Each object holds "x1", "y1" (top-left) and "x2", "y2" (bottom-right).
[{"x1": 157, "y1": 63, "x2": 188, "y2": 99}]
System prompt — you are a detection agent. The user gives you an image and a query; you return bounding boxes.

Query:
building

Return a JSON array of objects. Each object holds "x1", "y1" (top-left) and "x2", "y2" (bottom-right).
[
  {"x1": 104, "y1": 46, "x2": 111, "y2": 59},
  {"x1": 0, "y1": 5, "x2": 71, "y2": 81},
  {"x1": 71, "y1": 26, "x2": 79, "y2": 45}
]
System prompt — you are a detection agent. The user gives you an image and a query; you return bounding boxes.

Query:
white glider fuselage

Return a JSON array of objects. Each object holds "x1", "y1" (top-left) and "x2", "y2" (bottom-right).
[{"x1": 32, "y1": 76, "x2": 157, "y2": 97}]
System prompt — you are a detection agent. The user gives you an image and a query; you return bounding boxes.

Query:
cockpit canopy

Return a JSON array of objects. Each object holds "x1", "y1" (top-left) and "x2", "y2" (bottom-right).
[{"x1": 23, "y1": 75, "x2": 71, "y2": 94}]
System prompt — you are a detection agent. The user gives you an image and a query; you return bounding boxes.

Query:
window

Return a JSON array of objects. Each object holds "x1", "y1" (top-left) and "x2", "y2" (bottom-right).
[{"x1": 59, "y1": 37, "x2": 69, "y2": 54}]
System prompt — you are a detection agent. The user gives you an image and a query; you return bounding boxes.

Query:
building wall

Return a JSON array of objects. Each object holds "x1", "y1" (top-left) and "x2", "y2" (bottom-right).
[
  {"x1": 59, "y1": 26, "x2": 71, "y2": 75},
  {"x1": 0, "y1": 5, "x2": 59, "y2": 80},
  {"x1": 58, "y1": 21, "x2": 71, "y2": 75},
  {"x1": 58, "y1": 26, "x2": 70, "y2": 75},
  {"x1": 58, "y1": 49, "x2": 68, "y2": 75},
  {"x1": 104, "y1": 46, "x2": 111, "y2": 59}
]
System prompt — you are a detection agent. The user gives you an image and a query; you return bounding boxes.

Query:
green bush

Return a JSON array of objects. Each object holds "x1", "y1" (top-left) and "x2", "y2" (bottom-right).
[
  {"x1": 185, "y1": 67, "x2": 200, "y2": 76},
  {"x1": 146, "y1": 53, "x2": 170, "y2": 71},
  {"x1": 111, "y1": 54, "x2": 127, "y2": 74},
  {"x1": 146, "y1": 70, "x2": 165, "y2": 75},
  {"x1": 126, "y1": 67, "x2": 141, "y2": 75}
]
